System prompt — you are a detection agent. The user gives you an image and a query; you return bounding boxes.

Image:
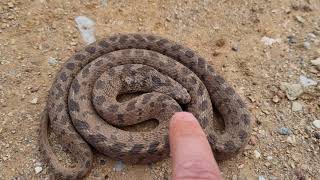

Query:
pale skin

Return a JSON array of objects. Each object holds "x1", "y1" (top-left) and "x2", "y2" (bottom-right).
[{"x1": 169, "y1": 112, "x2": 223, "y2": 180}]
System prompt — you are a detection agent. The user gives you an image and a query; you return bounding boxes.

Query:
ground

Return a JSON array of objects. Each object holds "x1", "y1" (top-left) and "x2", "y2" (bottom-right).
[{"x1": 0, "y1": 0, "x2": 319, "y2": 179}]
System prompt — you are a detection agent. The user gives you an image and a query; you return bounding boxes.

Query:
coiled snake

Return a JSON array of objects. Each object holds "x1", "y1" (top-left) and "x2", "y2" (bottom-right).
[{"x1": 39, "y1": 33, "x2": 251, "y2": 179}]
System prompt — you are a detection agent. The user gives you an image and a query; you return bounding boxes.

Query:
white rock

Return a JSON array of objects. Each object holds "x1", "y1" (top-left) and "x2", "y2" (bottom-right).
[
  {"x1": 295, "y1": 15, "x2": 305, "y2": 23},
  {"x1": 8, "y1": 2, "x2": 14, "y2": 8},
  {"x1": 311, "y1": 57, "x2": 320, "y2": 69},
  {"x1": 280, "y1": 83, "x2": 304, "y2": 100},
  {"x1": 48, "y1": 57, "x2": 58, "y2": 65},
  {"x1": 75, "y1": 16, "x2": 96, "y2": 44},
  {"x1": 287, "y1": 135, "x2": 296, "y2": 144},
  {"x1": 261, "y1": 36, "x2": 281, "y2": 46},
  {"x1": 303, "y1": 42, "x2": 311, "y2": 49},
  {"x1": 30, "y1": 97, "x2": 38, "y2": 104},
  {"x1": 307, "y1": 33, "x2": 317, "y2": 39},
  {"x1": 267, "y1": 156, "x2": 273, "y2": 161},
  {"x1": 100, "y1": 0, "x2": 107, "y2": 7},
  {"x1": 258, "y1": 176, "x2": 266, "y2": 180},
  {"x1": 292, "y1": 101, "x2": 303, "y2": 112},
  {"x1": 113, "y1": 161, "x2": 125, "y2": 172},
  {"x1": 269, "y1": 176, "x2": 278, "y2": 180},
  {"x1": 253, "y1": 150, "x2": 261, "y2": 159},
  {"x1": 299, "y1": 75, "x2": 317, "y2": 87},
  {"x1": 35, "y1": 166, "x2": 42, "y2": 174},
  {"x1": 312, "y1": 120, "x2": 320, "y2": 129}
]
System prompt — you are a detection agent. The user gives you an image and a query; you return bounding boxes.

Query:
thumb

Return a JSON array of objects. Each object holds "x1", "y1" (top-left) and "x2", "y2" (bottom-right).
[{"x1": 169, "y1": 112, "x2": 222, "y2": 180}]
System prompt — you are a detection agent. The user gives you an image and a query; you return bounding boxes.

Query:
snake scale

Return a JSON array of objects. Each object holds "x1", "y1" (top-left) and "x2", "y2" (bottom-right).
[{"x1": 39, "y1": 33, "x2": 251, "y2": 179}]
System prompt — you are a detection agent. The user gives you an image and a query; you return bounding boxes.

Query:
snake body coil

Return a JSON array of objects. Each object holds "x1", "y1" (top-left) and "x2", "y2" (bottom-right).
[{"x1": 39, "y1": 34, "x2": 251, "y2": 179}]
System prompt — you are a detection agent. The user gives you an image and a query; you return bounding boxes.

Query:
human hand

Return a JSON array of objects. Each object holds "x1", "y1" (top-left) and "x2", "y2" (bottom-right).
[{"x1": 169, "y1": 112, "x2": 223, "y2": 180}]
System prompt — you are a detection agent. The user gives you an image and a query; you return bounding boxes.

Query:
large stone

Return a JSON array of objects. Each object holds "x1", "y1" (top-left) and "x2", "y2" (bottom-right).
[{"x1": 280, "y1": 83, "x2": 304, "y2": 100}]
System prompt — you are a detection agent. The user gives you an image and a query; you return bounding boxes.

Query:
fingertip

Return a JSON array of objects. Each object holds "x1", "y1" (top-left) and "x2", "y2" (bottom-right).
[
  {"x1": 171, "y1": 112, "x2": 196, "y2": 123},
  {"x1": 170, "y1": 112, "x2": 199, "y2": 129},
  {"x1": 169, "y1": 112, "x2": 205, "y2": 138}
]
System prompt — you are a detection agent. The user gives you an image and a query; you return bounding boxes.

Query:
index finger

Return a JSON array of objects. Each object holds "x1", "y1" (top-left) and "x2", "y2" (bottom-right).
[{"x1": 169, "y1": 112, "x2": 222, "y2": 180}]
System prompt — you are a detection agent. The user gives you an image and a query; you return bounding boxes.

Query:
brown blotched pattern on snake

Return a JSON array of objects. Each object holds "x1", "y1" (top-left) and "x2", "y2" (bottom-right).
[{"x1": 39, "y1": 34, "x2": 251, "y2": 179}]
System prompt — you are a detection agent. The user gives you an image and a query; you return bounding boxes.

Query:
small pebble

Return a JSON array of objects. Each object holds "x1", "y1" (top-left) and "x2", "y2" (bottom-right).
[
  {"x1": 258, "y1": 176, "x2": 266, "y2": 180},
  {"x1": 287, "y1": 35, "x2": 297, "y2": 44},
  {"x1": 294, "y1": 15, "x2": 305, "y2": 23},
  {"x1": 75, "y1": 16, "x2": 96, "y2": 44},
  {"x1": 303, "y1": 42, "x2": 311, "y2": 50},
  {"x1": 267, "y1": 156, "x2": 273, "y2": 161},
  {"x1": 8, "y1": 2, "x2": 14, "y2": 8},
  {"x1": 278, "y1": 127, "x2": 291, "y2": 135},
  {"x1": 307, "y1": 33, "x2": 317, "y2": 39},
  {"x1": 70, "y1": 41, "x2": 77, "y2": 46},
  {"x1": 35, "y1": 166, "x2": 43, "y2": 174},
  {"x1": 292, "y1": 101, "x2": 303, "y2": 112},
  {"x1": 30, "y1": 97, "x2": 38, "y2": 104},
  {"x1": 314, "y1": 132, "x2": 320, "y2": 139},
  {"x1": 269, "y1": 176, "x2": 278, "y2": 180},
  {"x1": 113, "y1": 161, "x2": 125, "y2": 172},
  {"x1": 312, "y1": 120, "x2": 320, "y2": 129},
  {"x1": 261, "y1": 36, "x2": 281, "y2": 46},
  {"x1": 287, "y1": 135, "x2": 296, "y2": 144},
  {"x1": 272, "y1": 95, "x2": 280, "y2": 103},
  {"x1": 231, "y1": 44, "x2": 239, "y2": 51},
  {"x1": 100, "y1": 0, "x2": 108, "y2": 7},
  {"x1": 311, "y1": 57, "x2": 320, "y2": 70},
  {"x1": 299, "y1": 75, "x2": 317, "y2": 87},
  {"x1": 48, "y1": 57, "x2": 58, "y2": 65},
  {"x1": 253, "y1": 150, "x2": 261, "y2": 159}
]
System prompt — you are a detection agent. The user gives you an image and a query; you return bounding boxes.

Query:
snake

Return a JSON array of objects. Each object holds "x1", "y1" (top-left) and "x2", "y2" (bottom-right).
[{"x1": 39, "y1": 33, "x2": 251, "y2": 179}]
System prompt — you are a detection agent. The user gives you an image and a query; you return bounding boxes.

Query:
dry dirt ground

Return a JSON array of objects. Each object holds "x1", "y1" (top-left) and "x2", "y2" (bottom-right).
[{"x1": 0, "y1": 0, "x2": 320, "y2": 179}]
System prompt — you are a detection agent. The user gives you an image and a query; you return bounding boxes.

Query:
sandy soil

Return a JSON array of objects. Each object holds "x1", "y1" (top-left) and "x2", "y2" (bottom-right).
[{"x1": 0, "y1": 0, "x2": 319, "y2": 179}]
